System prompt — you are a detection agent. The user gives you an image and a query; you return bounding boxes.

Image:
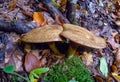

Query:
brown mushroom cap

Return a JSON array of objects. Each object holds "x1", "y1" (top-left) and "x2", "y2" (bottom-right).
[
  {"x1": 60, "y1": 24, "x2": 106, "y2": 49},
  {"x1": 21, "y1": 25, "x2": 63, "y2": 43}
]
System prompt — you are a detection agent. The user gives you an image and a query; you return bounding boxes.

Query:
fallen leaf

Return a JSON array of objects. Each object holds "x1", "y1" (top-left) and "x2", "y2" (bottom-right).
[
  {"x1": 111, "y1": 65, "x2": 118, "y2": 74},
  {"x1": 115, "y1": 48, "x2": 120, "y2": 62},
  {"x1": 82, "y1": 52, "x2": 93, "y2": 66},
  {"x1": 100, "y1": 57, "x2": 108, "y2": 77},
  {"x1": 34, "y1": 79, "x2": 38, "y2": 82},
  {"x1": 9, "y1": 0, "x2": 17, "y2": 11},
  {"x1": 38, "y1": 3, "x2": 47, "y2": 11},
  {"x1": 94, "y1": 75, "x2": 104, "y2": 82},
  {"x1": 55, "y1": 15, "x2": 65, "y2": 25},
  {"x1": 60, "y1": 0, "x2": 67, "y2": 6},
  {"x1": 24, "y1": 52, "x2": 41, "y2": 72},
  {"x1": 112, "y1": 72, "x2": 120, "y2": 81},
  {"x1": 33, "y1": 12, "x2": 46, "y2": 26},
  {"x1": 107, "y1": 38, "x2": 119, "y2": 49}
]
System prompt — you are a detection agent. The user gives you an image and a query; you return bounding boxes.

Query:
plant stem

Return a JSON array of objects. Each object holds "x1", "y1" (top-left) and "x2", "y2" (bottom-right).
[{"x1": 13, "y1": 72, "x2": 30, "y2": 82}]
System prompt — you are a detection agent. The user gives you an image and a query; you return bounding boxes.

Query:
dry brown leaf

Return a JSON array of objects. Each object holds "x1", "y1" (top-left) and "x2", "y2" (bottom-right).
[
  {"x1": 33, "y1": 12, "x2": 47, "y2": 26},
  {"x1": 38, "y1": 3, "x2": 47, "y2": 11},
  {"x1": 81, "y1": 52, "x2": 93, "y2": 66},
  {"x1": 114, "y1": 34, "x2": 120, "y2": 43},
  {"x1": 115, "y1": 48, "x2": 120, "y2": 62},
  {"x1": 9, "y1": 50, "x2": 23, "y2": 72},
  {"x1": 9, "y1": 0, "x2": 17, "y2": 11},
  {"x1": 24, "y1": 52, "x2": 47, "y2": 72},
  {"x1": 107, "y1": 38, "x2": 119, "y2": 49},
  {"x1": 59, "y1": 0, "x2": 67, "y2": 12},
  {"x1": 94, "y1": 75, "x2": 104, "y2": 82},
  {"x1": 55, "y1": 15, "x2": 65, "y2": 25},
  {"x1": 114, "y1": 61, "x2": 120, "y2": 69},
  {"x1": 0, "y1": 48, "x2": 23, "y2": 72},
  {"x1": 111, "y1": 65, "x2": 118, "y2": 74},
  {"x1": 24, "y1": 52, "x2": 41, "y2": 72}
]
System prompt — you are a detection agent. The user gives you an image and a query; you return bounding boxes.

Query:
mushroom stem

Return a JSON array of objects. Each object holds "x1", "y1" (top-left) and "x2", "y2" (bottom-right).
[
  {"x1": 67, "y1": 43, "x2": 78, "y2": 58},
  {"x1": 48, "y1": 42, "x2": 61, "y2": 55}
]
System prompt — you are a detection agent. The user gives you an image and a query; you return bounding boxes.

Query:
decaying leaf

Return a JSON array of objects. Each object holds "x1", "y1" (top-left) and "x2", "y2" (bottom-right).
[
  {"x1": 33, "y1": 12, "x2": 46, "y2": 26},
  {"x1": 115, "y1": 48, "x2": 120, "y2": 62},
  {"x1": 107, "y1": 38, "x2": 119, "y2": 49},
  {"x1": 55, "y1": 15, "x2": 65, "y2": 25},
  {"x1": 94, "y1": 75, "x2": 104, "y2": 82},
  {"x1": 82, "y1": 52, "x2": 93, "y2": 66},
  {"x1": 112, "y1": 72, "x2": 120, "y2": 81},
  {"x1": 9, "y1": 0, "x2": 17, "y2": 11},
  {"x1": 24, "y1": 52, "x2": 41, "y2": 72},
  {"x1": 111, "y1": 65, "x2": 118, "y2": 73},
  {"x1": 60, "y1": 0, "x2": 67, "y2": 6},
  {"x1": 100, "y1": 57, "x2": 108, "y2": 77}
]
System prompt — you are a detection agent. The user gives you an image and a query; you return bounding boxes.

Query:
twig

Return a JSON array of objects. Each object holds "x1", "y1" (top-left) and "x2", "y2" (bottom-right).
[
  {"x1": 40, "y1": 0, "x2": 70, "y2": 24},
  {"x1": 0, "y1": 20, "x2": 37, "y2": 34}
]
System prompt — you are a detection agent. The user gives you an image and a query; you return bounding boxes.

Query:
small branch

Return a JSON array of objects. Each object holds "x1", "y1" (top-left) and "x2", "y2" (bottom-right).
[
  {"x1": 0, "y1": 20, "x2": 37, "y2": 34},
  {"x1": 40, "y1": 0, "x2": 70, "y2": 24}
]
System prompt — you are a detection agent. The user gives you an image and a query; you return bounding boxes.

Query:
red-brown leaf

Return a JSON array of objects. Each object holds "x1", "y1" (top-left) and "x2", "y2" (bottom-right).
[{"x1": 24, "y1": 52, "x2": 41, "y2": 72}]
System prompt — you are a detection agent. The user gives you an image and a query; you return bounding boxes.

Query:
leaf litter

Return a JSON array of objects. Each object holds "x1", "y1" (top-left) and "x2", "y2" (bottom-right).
[{"x1": 0, "y1": 0, "x2": 119, "y2": 82}]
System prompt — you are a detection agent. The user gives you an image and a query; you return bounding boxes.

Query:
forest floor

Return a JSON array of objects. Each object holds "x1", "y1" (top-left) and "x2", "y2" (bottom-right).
[{"x1": 0, "y1": 0, "x2": 120, "y2": 82}]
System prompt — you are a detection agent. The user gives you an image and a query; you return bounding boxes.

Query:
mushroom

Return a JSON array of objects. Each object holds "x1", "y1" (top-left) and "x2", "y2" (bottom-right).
[
  {"x1": 21, "y1": 25, "x2": 63, "y2": 55},
  {"x1": 60, "y1": 24, "x2": 106, "y2": 56}
]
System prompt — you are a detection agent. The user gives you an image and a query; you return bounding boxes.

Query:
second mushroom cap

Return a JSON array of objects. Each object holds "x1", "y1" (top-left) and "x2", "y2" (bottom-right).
[{"x1": 60, "y1": 24, "x2": 106, "y2": 49}]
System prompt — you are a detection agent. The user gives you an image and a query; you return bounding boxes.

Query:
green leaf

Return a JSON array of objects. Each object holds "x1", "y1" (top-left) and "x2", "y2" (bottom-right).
[
  {"x1": 69, "y1": 79, "x2": 78, "y2": 82},
  {"x1": 29, "y1": 73, "x2": 34, "y2": 82},
  {"x1": 29, "y1": 68, "x2": 49, "y2": 82},
  {"x1": 3, "y1": 65, "x2": 15, "y2": 74},
  {"x1": 31, "y1": 68, "x2": 49, "y2": 75},
  {"x1": 100, "y1": 57, "x2": 108, "y2": 77},
  {"x1": 52, "y1": 0, "x2": 60, "y2": 8}
]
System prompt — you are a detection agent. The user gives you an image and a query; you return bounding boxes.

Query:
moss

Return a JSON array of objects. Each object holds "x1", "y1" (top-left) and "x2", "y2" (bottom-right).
[{"x1": 44, "y1": 56, "x2": 94, "y2": 82}]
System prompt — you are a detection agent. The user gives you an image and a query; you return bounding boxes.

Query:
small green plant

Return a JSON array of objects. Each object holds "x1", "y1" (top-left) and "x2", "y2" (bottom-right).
[
  {"x1": 45, "y1": 56, "x2": 94, "y2": 82},
  {"x1": 29, "y1": 68, "x2": 49, "y2": 82},
  {"x1": 3, "y1": 65, "x2": 30, "y2": 82},
  {"x1": 3, "y1": 65, "x2": 49, "y2": 82}
]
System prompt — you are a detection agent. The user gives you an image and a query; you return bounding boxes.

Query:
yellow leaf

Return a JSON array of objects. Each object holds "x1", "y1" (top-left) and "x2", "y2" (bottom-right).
[
  {"x1": 34, "y1": 79, "x2": 38, "y2": 82},
  {"x1": 112, "y1": 72, "x2": 120, "y2": 81},
  {"x1": 60, "y1": 0, "x2": 67, "y2": 6},
  {"x1": 81, "y1": 52, "x2": 93, "y2": 66},
  {"x1": 33, "y1": 12, "x2": 46, "y2": 26}
]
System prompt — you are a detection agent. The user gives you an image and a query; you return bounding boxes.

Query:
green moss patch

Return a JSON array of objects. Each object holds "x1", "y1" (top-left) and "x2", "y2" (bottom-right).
[{"x1": 44, "y1": 56, "x2": 94, "y2": 82}]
